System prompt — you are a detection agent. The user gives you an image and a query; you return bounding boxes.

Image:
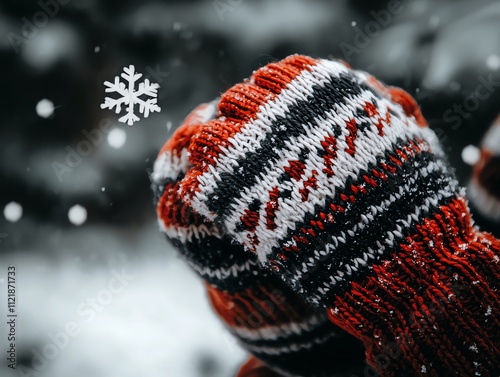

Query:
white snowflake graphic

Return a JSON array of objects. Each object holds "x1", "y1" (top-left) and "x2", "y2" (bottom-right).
[{"x1": 100, "y1": 65, "x2": 161, "y2": 125}]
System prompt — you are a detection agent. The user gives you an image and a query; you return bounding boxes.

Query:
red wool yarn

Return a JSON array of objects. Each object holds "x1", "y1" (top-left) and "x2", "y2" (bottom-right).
[{"x1": 153, "y1": 55, "x2": 500, "y2": 376}]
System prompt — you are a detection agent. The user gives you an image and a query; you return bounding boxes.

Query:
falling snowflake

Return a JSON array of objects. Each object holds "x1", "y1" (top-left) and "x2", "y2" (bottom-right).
[{"x1": 100, "y1": 65, "x2": 161, "y2": 126}]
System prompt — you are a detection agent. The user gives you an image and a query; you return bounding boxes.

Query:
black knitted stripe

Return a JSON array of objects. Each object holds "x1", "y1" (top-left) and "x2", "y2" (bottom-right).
[
  {"x1": 152, "y1": 168, "x2": 265, "y2": 292},
  {"x1": 300, "y1": 195, "x2": 457, "y2": 308},
  {"x1": 205, "y1": 71, "x2": 384, "y2": 218},
  {"x1": 168, "y1": 235, "x2": 263, "y2": 292},
  {"x1": 272, "y1": 152, "x2": 456, "y2": 305},
  {"x1": 234, "y1": 313, "x2": 338, "y2": 350},
  {"x1": 268, "y1": 138, "x2": 435, "y2": 265},
  {"x1": 249, "y1": 328, "x2": 365, "y2": 377}
]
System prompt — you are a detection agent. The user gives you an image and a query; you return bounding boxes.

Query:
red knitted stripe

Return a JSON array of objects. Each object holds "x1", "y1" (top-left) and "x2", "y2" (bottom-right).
[
  {"x1": 367, "y1": 75, "x2": 389, "y2": 95},
  {"x1": 206, "y1": 282, "x2": 314, "y2": 329},
  {"x1": 366, "y1": 75, "x2": 428, "y2": 128},
  {"x1": 345, "y1": 118, "x2": 358, "y2": 156},
  {"x1": 388, "y1": 87, "x2": 427, "y2": 128},
  {"x1": 363, "y1": 101, "x2": 391, "y2": 136},
  {"x1": 264, "y1": 187, "x2": 280, "y2": 230},
  {"x1": 284, "y1": 160, "x2": 306, "y2": 181},
  {"x1": 321, "y1": 134, "x2": 338, "y2": 177},
  {"x1": 181, "y1": 55, "x2": 317, "y2": 201},
  {"x1": 156, "y1": 120, "x2": 206, "y2": 229},
  {"x1": 157, "y1": 180, "x2": 208, "y2": 229},
  {"x1": 158, "y1": 104, "x2": 208, "y2": 157},
  {"x1": 327, "y1": 197, "x2": 500, "y2": 376},
  {"x1": 298, "y1": 171, "x2": 319, "y2": 202},
  {"x1": 278, "y1": 138, "x2": 426, "y2": 254}
]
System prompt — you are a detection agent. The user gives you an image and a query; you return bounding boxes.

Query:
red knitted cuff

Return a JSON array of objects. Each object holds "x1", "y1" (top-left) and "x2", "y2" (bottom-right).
[{"x1": 327, "y1": 197, "x2": 500, "y2": 376}]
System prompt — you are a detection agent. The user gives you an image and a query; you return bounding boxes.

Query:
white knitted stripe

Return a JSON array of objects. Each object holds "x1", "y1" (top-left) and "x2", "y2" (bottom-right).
[
  {"x1": 287, "y1": 158, "x2": 457, "y2": 285},
  {"x1": 420, "y1": 125, "x2": 445, "y2": 158},
  {"x1": 153, "y1": 103, "x2": 221, "y2": 243},
  {"x1": 152, "y1": 148, "x2": 191, "y2": 183},
  {"x1": 309, "y1": 184, "x2": 461, "y2": 306},
  {"x1": 152, "y1": 100, "x2": 218, "y2": 184},
  {"x1": 190, "y1": 258, "x2": 260, "y2": 280},
  {"x1": 157, "y1": 218, "x2": 222, "y2": 243},
  {"x1": 154, "y1": 145, "x2": 222, "y2": 242},
  {"x1": 188, "y1": 59, "x2": 350, "y2": 220},
  {"x1": 220, "y1": 87, "x2": 430, "y2": 261},
  {"x1": 243, "y1": 330, "x2": 338, "y2": 355},
  {"x1": 193, "y1": 100, "x2": 219, "y2": 123},
  {"x1": 231, "y1": 312, "x2": 328, "y2": 341},
  {"x1": 223, "y1": 88, "x2": 395, "y2": 244}
]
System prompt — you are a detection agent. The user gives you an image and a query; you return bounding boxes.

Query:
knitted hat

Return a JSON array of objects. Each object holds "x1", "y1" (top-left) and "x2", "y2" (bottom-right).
[
  {"x1": 469, "y1": 115, "x2": 500, "y2": 221},
  {"x1": 151, "y1": 96, "x2": 365, "y2": 377},
  {"x1": 171, "y1": 55, "x2": 500, "y2": 376}
]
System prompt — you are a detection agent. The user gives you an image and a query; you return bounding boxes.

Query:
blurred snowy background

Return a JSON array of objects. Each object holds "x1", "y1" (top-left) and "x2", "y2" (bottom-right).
[{"x1": 1, "y1": 0, "x2": 500, "y2": 376}]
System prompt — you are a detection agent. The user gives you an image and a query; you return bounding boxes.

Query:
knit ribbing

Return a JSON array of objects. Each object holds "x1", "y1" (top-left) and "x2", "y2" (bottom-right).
[{"x1": 328, "y1": 197, "x2": 500, "y2": 376}]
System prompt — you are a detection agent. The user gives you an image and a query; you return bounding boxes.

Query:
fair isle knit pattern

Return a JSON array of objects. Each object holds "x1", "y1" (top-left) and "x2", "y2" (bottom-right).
[
  {"x1": 170, "y1": 55, "x2": 500, "y2": 376},
  {"x1": 152, "y1": 87, "x2": 365, "y2": 376},
  {"x1": 178, "y1": 55, "x2": 450, "y2": 299}
]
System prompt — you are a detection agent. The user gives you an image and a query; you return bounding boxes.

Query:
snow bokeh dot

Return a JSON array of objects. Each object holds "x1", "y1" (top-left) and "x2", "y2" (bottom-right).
[
  {"x1": 107, "y1": 128, "x2": 127, "y2": 149},
  {"x1": 429, "y1": 15, "x2": 440, "y2": 29},
  {"x1": 461, "y1": 145, "x2": 481, "y2": 166},
  {"x1": 68, "y1": 205, "x2": 87, "y2": 226},
  {"x1": 36, "y1": 99, "x2": 55, "y2": 118},
  {"x1": 4, "y1": 201, "x2": 22, "y2": 223},
  {"x1": 486, "y1": 55, "x2": 500, "y2": 71}
]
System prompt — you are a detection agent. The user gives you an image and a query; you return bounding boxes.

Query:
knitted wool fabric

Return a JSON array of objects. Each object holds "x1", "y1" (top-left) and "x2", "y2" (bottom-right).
[
  {"x1": 237, "y1": 356, "x2": 286, "y2": 377},
  {"x1": 173, "y1": 55, "x2": 500, "y2": 376},
  {"x1": 151, "y1": 96, "x2": 365, "y2": 377},
  {"x1": 469, "y1": 115, "x2": 500, "y2": 221}
]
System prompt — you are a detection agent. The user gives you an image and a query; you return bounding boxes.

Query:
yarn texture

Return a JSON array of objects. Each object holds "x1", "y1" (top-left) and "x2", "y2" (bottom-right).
[{"x1": 153, "y1": 55, "x2": 500, "y2": 376}]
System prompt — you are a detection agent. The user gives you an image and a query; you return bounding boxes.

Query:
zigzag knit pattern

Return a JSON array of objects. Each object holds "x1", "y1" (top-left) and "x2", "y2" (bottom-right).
[
  {"x1": 152, "y1": 84, "x2": 365, "y2": 377},
  {"x1": 177, "y1": 55, "x2": 449, "y2": 299}
]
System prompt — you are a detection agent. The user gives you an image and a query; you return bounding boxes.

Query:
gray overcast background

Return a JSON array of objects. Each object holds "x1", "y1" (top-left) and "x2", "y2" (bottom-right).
[{"x1": 1, "y1": 0, "x2": 500, "y2": 376}]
